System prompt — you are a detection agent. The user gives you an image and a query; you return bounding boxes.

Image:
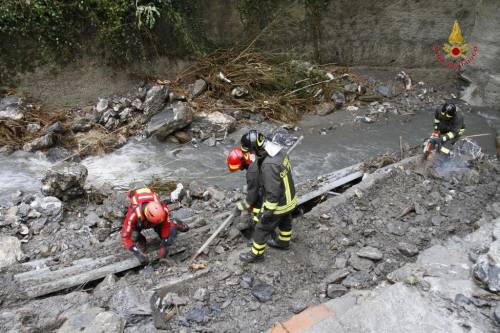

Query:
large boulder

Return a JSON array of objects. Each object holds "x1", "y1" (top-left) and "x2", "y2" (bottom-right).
[
  {"x1": 57, "y1": 306, "x2": 125, "y2": 333},
  {"x1": 143, "y1": 85, "x2": 169, "y2": 117},
  {"x1": 145, "y1": 102, "x2": 193, "y2": 139},
  {"x1": 0, "y1": 236, "x2": 23, "y2": 268},
  {"x1": 189, "y1": 111, "x2": 237, "y2": 139},
  {"x1": 41, "y1": 162, "x2": 88, "y2": 200},
  {"x1": 0, "y1": 96, "x2": 23, "y2": 120},
  {"x1": 472, "y1": 240, "x2": 500, "y2": 292},
  {"x1": 109, "y1": 285, "x2": 152, "y2": 319}
]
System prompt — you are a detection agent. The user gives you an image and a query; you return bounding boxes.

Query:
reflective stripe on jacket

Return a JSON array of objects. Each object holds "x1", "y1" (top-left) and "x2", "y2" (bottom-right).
[{"x1": 259, "y1": 150, "x2": 297, "y2": 215}]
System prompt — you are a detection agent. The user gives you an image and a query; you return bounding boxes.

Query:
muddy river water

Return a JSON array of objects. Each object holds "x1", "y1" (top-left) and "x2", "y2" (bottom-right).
[{"x1": 0, "y1": 108, "x2": 497, "y2": 206}]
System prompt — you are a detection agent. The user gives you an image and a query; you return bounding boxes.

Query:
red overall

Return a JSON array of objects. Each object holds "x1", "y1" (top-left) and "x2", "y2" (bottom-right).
[{"x1": 121, "y1": 188, "x2": 173, "y2": 250}]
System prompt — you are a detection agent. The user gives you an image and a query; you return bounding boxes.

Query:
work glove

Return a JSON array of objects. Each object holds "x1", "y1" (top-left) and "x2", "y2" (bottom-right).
[
  {"x1": 165, "y1": 226, "x2": 178, "y2": 246},
  {"x1": 130, "y1": 245, "x2": 149, "y2": 265},
  {"x1": 258, "y1": 209, "x2": 274, "y2": 224},
  {"x1": 159, "y1": 240, "x2": 168, "y2": 258},
  {"x1": 175, "y1": 220, "x2": 190, "y2": 233},
  {"x1": 235, "y1": 200, "x2": 250, "y2": 212}
]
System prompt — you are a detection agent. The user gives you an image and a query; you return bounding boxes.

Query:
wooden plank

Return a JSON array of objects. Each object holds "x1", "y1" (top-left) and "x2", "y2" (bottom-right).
[
  {"x1": 23, "y1": 257, "x2": 143, "y2": 298},
  {"x1": 150, "y1": 268, "x2": 210, "y2": 293},
  {"x1": 297, "y1": 171, "x2": 364, "y2": 206},
  {"x1": 15, "y1": 255, "x2": 118, "y2": 284},
  {"x1": 296, "y1": 163, "x2": 362, "y2": 195}
]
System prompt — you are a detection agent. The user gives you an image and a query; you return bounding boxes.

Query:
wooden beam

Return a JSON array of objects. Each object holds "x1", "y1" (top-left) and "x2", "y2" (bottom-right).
[{"x1": 297, "y1": 171, "x2": 364, "y2": 206}]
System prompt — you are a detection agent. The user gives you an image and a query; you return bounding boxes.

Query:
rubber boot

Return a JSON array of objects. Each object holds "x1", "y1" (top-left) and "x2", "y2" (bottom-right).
[
  {"x1": 239, "y1": 251, "x2": 264, "y2": 263},
  {"x1": 267, "y1": 237, "x2": 290, "y2": 250}
]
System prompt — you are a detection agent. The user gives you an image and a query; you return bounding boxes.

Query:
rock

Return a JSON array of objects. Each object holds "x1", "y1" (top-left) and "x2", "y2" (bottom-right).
[
  {"x1": 331, "y1": 91, "x2": 346, "y2": 109},
  {"x1": 241, "y1": 273, "x2": 254, "y2": 288},
  {"x1": 346, "y1": 105, "x2": 359, "y2": 112},
  {"x1": 335, "y1": 256, "x2": 348, "y2": 268},
  {"x1": 431, "y1": 215, "x2": 445, "y2": 226},
  {"x1": 119, "y1": 108, "x2": 132, "y2": 121},
  {"x1": 43, "y1": 121, "x2": 65, "y2": 134},
  {"x1": 327, "y1": 284, "x2": 348, "y2": 299},
  {"x1": 315, "y1": 102, "x2": 335, "y2": 116},
  {"x1": 191, "y1": 79, "x2": 207, "y2": 98},
  {"x1": 291, "y1": 300, "x2": 308, "y2": 314},
  {"x1": 205, "y1": 186, "x2": 225, "y2": 201},
  {"x1": 104, "y1": 117, "x2": 119, "y2": 130},
  {"x1": 145, "y1": 102, "x2": 193, "y2": 139},
  {"x1": 349, "y1": 254, "x2": 374, "y2": 271},
  {"x1": 194, "y1": 111, "x2": 237, "y2": 135},
  {"x1": 186, "y1": 303, "x2": 208, "y2": 323},
  {"x1": 188, "y1": 180, "x2": 205, "y2": 198},
  {"x1": 472, "y1": 240, "x2": 500, "y2": 292},
  {"x1": 47, "y1": 147, "x2": 79, "y2": 163},
  {"x1": 101, "y1": 191, "x2": 128, "y2": 221},
  {"x1": 204, "y1": 136, "x2": 217, "y2": 147},
  {"x1": 343, "y1": 83, "x2": 358, "y2": 93},
  {"x1": 493, "y1": 222, "x2": 500, "y2": 241},
  {"x1": 124, "y1": 321, "x2": 156, "y2": 333},
  {"x1": 357, "y1": 246, "x2": 383, "y2": 260},
  {"x1": 342, "y1": 271, "x2": 372, "y2": 289},
  {"x1": 493, "y1": 304, "x2": 500, "y2": 325},
  {"x1": 0, "y1": 236, "x2": 23, "y2": 268},
  {"x1": 251, "y1": 282, "x2": 274, "y2": 303},
  {"x1": 31, "y1": 196, "x2": 63, "y2": 223},
  {"x1": 41, "y1": 162, "x2": 88, "y2": 200},
  {"x1": 398, "y1": 242, "x2": 420, "y2": 257},
  {"x1": 193, "y1": 288, "x2": 209, "y2": 302},
  {"x1": 375, "y1": 85, "x2": 394, "y2": 97},
  {"x1": 173, "y1": 131, "x2": 190, "y2": 143},
  {"x1": 96, "y1": 98, "x2": 109, "y2": 113},
  {"x1": 85, "y1": 211, "x2": 100, "y2": 227},
  {"x1": 109, "y1": 285, "x2": 151, "y2": 319},
  {"x1": 143, "y1": 85, "x2": 169, "y2": 117},
  {"x1": 131, "y1": 98, "x2": 143, "y2": 110},
  {"x1": 0, "y1": 96, "x2": 23, "y2": 120},
  {"x1": 93, "y1": 274, "x2": 118, "y2": 306},
  {"x1": 61, "y1": 310, "x2": 126, "y2": 333},
  {"x1": 324, "y1": 268, "x2": 350, "y2": 284},
  {"x1": 386, "y1": 221, "x2": 408, "y2": 236},
  {"x1": 71, "y1": 117, "x2": 93, "y2": 133},
  {"x1": 23, "y1": 133, "x2": 54, "y2": 152},
  {"x1": 27, "y1": 123, "x2": 41, "y2": 133},
  {"x1": 3, "y1": 206, "x2": 19, "y2": 226}
]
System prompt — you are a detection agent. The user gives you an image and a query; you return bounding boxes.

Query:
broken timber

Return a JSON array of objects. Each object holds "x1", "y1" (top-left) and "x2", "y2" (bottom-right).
[{"x1": 13, "y1": 162, "x2": 365, "y2": 299}]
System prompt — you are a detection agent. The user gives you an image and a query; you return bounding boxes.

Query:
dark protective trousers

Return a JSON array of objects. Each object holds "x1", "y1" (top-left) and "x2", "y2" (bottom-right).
[{"x1": 251, "y1": 213, "x2": 292, "y2": 256}]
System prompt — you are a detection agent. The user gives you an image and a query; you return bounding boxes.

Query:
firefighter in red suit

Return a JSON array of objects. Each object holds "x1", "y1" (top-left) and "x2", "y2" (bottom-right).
[{"x1": 121, "y1": 187, "x2": 189, "y2": 265}]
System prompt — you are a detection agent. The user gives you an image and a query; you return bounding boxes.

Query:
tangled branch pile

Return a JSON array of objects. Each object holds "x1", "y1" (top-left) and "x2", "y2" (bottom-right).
[{"x1": 174, "y1": 49, "x2": 360, "y2": 123}]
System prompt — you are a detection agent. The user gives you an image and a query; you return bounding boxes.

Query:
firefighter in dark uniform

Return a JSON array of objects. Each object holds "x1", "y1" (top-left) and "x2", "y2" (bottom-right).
[
  {"x1": 238, "y1": 130, "x2": 297, "y2": 263},
  {"x1": 433, "y1": 102, "x2": 465, "y2": 156},
  {"x1": 227, "y1": 147, "x2": 262, "y2": 230}
]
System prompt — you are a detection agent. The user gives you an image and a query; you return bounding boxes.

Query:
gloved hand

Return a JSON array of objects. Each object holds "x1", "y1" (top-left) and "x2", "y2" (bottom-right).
[
  {"x1": 175, "y1": 220, "x2": 190, "y2": 233},
  {"x1": 159, "y1": 240, "x2": 168, "y2": 258},
  {"x1": 165, "y1": 226, "x2": 177, "y2": 246},
  {"x1": 235, "y1": 200, "x2": 250, "y2": 212},
  {"x1": 258, "y1": 209, "x2": 274, "y2": 224},
  {"x1": 130, "y1": 245, "x2": 149, "y2": 265}
]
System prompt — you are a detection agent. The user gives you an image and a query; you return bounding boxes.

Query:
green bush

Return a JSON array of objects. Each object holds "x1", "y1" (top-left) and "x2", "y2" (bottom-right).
[{"x1": 0, "y1": 0, "x2": 200, "y2": 78}]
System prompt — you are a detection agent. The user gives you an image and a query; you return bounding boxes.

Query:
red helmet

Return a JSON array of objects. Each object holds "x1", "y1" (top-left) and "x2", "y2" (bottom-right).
[
  {"x1": 227, "y1": 147, "x2": 252, "y2": 172},
  {"x1": 144, "y1": 201, "x2": 166, "y2": 224}
]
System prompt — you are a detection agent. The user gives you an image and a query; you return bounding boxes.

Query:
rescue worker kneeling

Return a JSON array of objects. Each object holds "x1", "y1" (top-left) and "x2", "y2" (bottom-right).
[
  {"x1": 121, "y1": 187, "x2": 189, "y2": 265},
  {"x1": 432, "y1": 102, "x2": 465, "y2": 156},
  {"x1": 237, "y1": 130, "x2": 297, "y2": 263}
]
